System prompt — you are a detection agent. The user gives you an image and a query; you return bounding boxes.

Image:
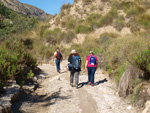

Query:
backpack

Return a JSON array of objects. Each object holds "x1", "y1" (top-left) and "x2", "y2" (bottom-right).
[
  {"x1": 56, "y1": 52, "x2": 62, "y2": 60},
  {"x1": 89, "y1": 56, "x2": 96, "y2": 65},
  {"x1": 72, "y1": 55, "x2": 81, "y2": 70}
]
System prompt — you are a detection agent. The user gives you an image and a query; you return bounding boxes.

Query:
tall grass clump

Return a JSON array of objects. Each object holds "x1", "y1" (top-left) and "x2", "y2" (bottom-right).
[
  {"x1": 99, "y1": 7, "x2": 118, "y2": 27},
  {"x1": 136, "y1": 14, "x2": 150, "y2": 29},
  {"x1": 75, "y1": 24, "x2": 93, "y2": 34},
  {"x1": 113, "y1": 16, "x2": 125, "y2": 31},
  {"x1": 61, "y1": 3, "x2": 72, "y2": 12},
  {"x1": 82, "y1": 0, "x2": 94, "y2": 4},
  {"x1": 125, "y1": 5, "x2": 146, "y2": 18},
  {"x1": 62, "y1": 31, "x2": 76, "y2": 43},
  {"x1": 86, "y1": 13, "x2": 101, "y2": 29}
]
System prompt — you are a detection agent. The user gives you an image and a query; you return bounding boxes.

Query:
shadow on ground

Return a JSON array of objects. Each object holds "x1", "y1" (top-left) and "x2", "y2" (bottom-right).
[
  {"x1": 78, "y1": 78, "x2": 108, "y2": 88},
  {"x1": 12, "y1": 87, "x2": 71, "y2": 113}
]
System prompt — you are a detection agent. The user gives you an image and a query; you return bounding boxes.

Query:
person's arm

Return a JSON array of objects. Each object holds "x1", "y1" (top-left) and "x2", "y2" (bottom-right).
[
  {"x1": 85, "y1": 60, "x2": 88, "y2": 71},
  {"x1": 95, "y1": 56, "x2": 98, "y2": 69},
  {"x1": 80, "y1": 59, "x2": 82, "y2": 66},
  {"x1": 53, "y1": 52, "x2": 56, "y2": 61},
  {"x1": 53, "y1": 54, "x2": 55, "y2": 61}
]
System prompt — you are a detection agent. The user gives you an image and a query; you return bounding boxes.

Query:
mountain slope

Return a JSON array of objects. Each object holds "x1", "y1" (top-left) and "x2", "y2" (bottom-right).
[{"x1": 0, "y1": 0, "x2": 52, "y2": 20}]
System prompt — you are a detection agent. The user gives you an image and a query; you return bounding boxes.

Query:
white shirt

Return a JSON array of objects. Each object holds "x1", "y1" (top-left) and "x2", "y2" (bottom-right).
[{"x1": 54, "y1": 51, "x2": 57, "y2": 56}]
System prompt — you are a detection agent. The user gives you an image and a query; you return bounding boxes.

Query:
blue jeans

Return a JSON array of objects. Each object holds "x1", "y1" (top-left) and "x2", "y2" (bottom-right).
[
  {"x1": 87, "y1": 67, "x2": 96, "y2": 84},
  {"x1": 55, "y1": 59, "x2": 60, "y2": 72}
]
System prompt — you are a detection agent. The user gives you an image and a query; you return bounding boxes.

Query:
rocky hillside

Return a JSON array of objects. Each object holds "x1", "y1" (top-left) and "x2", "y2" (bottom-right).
[{"x1": 0, "y1": 0, "x2": 52, "y2": 20}]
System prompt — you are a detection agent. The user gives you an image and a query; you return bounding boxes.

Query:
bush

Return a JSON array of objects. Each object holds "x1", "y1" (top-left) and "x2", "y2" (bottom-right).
[
  {"x1": 137, "y1": 14, "x2": 150, "y2": 29},
  {"x1": 114, "y1": 64, "x2": 126, "y2": 83},
  {"x1": 82, "y1": 0, "x2": 94, "y2": 4},
  {"x1": 99, "y1": 33, "x2": 118, "y2": 45},
  {"x1": 66, "y1": 19, "x2": 76, "y2": 29},
  {"x1": 0, "y1": 40, "x2": 37, "y2": 90},
  {"x1": 86, "y1": 13, "x2": 101, "y2": 29},
  {"x1": 75, "y1": 24, "x2": 92, "y2": 34},
  {"x1": 125, "y1": 5, "x2": 146, "y2": 18},
  {"x1": 99, "y1": 7, "x2": 118, "y2": 27},
  {"x1": 134, "y1": 49, "x2": 150, "y2": 79},
  {"x1": 61, "y1": 3, "x2": 72, "y2": 12},
  {"x1": 62, "y1": 31, "x2": 76, "y2": 43},
  {"x1": 113, "y1": 16, "x2": 125, "y2": 31}
]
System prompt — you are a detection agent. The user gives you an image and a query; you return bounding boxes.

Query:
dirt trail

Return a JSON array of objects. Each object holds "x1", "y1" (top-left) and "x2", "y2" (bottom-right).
[{"x1": 22, "y1": 61, "x2": 139, "y2": 113}]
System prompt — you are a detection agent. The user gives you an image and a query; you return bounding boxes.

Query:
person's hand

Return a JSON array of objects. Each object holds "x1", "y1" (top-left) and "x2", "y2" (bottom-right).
[{"x1": 85, "y1": 68, "x2": 87, "y2": 72}]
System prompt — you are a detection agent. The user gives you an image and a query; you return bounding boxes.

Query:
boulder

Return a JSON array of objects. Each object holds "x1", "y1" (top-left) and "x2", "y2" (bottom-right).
[
  {"x1": 118, "y1": 65, "x2": 143, "y2": 97},
  {"x1": 0, "y1": 81, "x2": 20, "y2": 113},
  {"x1": 142, "y1": 101, "x2": 150, "y2": 113}
]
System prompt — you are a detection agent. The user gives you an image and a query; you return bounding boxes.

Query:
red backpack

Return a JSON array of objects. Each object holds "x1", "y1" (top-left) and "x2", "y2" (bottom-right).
[{"x1": 56, "y1": 52, "x2": 62, "y2": 60}]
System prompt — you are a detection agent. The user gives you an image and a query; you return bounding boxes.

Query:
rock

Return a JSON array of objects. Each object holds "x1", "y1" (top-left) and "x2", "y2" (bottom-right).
[
  {"x1": 0, "y1": 81, "x2": 20, "y2": 113},
  {"x1": 118, "y1": 65, "x2": 143, "y2": 97},
  {"x1": 33, "y1": 76, "x2": 38, "y2": 82},
  {"x1": 0, "y1": 106, "x2": 2, "y2": 113},
  {"x1": 127, "y1": 105, "x2": 132, "y2": 110},
  {"x1": 142, "y1": 101, "x2": 150, "y2": 113},
  {"x1": 39, "y1": 74, "x2": 46, "y2": 79}
]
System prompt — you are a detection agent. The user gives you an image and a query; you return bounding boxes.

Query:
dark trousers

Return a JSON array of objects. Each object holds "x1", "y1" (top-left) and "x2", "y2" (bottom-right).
[
  {"x1": 87, "y1": 67, "x2": 96, "y2": 84},
  {"x1": 55, "y1": 59, "x2": 60, "y2": 72},
  {"x1": 70, "y1": 71, "x2": 79, "y2": 85}
]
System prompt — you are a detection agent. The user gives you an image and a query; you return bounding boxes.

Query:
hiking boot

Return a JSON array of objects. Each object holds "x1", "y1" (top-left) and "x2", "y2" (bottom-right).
[
  {"x1": 88, "y1": 82, "x2": 92, "y2": 85},
  {"x1": 70, "y1": 83, "x2": 73, "y2": 87},
  {"x1": 75, "y1": 85, "x2": 78, "y2": 89}
]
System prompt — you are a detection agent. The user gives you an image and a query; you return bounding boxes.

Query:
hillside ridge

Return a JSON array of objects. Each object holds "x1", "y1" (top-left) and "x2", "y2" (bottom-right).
[{"x1": 0, "y1": 0, "x2": 52, "y2": 20}]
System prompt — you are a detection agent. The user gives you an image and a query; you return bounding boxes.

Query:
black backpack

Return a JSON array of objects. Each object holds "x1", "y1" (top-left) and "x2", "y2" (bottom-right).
[
  {"x1": 72, "y1": 55, "x2": 81, "y2": 70},
  {"x1": 56, "y1": 52, "x2": 62, "y2": 60}
]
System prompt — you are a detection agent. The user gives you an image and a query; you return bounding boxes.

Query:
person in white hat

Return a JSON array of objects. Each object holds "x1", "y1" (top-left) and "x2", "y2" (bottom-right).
[{"x1": 68, "y1": 49, "x2": 82, "y2": 89}]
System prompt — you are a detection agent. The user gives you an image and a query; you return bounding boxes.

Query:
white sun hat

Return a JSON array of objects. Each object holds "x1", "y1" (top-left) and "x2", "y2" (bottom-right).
[
  {"x1": 71, "y1": 49, "x2": 76, "y2": 54},
  {"x1": 90, "y1": 51, "x2": 94, "y2": 54}
]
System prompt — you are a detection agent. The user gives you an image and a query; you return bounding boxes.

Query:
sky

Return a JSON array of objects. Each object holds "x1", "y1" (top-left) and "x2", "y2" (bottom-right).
[{"x1": 18, "y1": 0, "x2": 74, "y2": 15}]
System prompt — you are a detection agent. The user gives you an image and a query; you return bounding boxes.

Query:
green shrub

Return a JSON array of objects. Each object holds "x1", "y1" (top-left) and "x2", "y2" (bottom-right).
[
  {"x1": 60, "y1": 21, "x2": 66, "y2": 28},
  {"x1": 125, "y1": 5, "x2": 146, "y2": 18},
  {"x1": 66, "y1": 19, "x2": 76, "y2": 29},
  {"x1": 114, "y1": 64, "x2": 126, "y2": 83},
  {"x1": 134, "y1": 49, "x2": 150, "y2": 79},
  {"x1": 99, "y1": 33, "x2": 118, "y2": 45},
  {"x1": 82, "y1": 0, "x2": 93, "y2": 4},
  {"x1": 62, "y1": 31, "x2": 76, "y2": 43},
  {"x1": 61, "y1": 3, "x2": 72, "y2": 12},
  {"x1": 131, "y1": 83, "x2": 142, "y2": 103},
  {"x1": 75, "y1": 24, "x2": 92, "y2": 34},
  {"x1": 86, "y1": 13, "x2": 101, "y2": 29},
  {"x1": 137, "y1": 14, "x2": 150, "y2": 29},
  {"x1": 99, "y1": 7, "x2": 118, "y2": 27},
  {"x1": 113, "y1": 16, "x2": 125, "y2": 31},
  {"x1": 0, "y1": 40, "x2": 37, "y2": 90},
  {"x1": 0, "y1": 2, "x2": 11, "y2": 17}
]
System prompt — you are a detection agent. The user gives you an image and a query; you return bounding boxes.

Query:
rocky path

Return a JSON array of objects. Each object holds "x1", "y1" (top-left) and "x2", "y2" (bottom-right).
[{"x1": 20, "y1": 61, "x2": 139, "y2": 113}]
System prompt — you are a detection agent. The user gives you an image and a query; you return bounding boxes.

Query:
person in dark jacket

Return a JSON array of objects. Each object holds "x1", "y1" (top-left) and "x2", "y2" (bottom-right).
[{"x1": 68, "y1": 50, "x2": 81, "y2": 88}]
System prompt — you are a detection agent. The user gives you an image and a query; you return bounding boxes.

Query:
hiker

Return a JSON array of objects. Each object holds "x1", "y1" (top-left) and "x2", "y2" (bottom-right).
[
  {"x1": 85, "y1": 51, "x2": 98, "y2": 86},
  {"x1": 68, "y1": 50, "x2": 81, "y2": 88},
  {"x1": 53, "y1": 48, "x2": 63, "y2": 73}
]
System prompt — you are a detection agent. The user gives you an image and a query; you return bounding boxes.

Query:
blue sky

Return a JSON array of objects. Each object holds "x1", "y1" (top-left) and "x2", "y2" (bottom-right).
[{"x1": 18, "y1": 0, "x2": 74, "y2": 15}]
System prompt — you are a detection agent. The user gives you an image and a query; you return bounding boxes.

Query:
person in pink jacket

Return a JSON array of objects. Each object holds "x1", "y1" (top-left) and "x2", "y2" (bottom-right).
[{"x1": 85, "y1": 51, "x2": 98, "y2": 86}]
